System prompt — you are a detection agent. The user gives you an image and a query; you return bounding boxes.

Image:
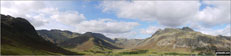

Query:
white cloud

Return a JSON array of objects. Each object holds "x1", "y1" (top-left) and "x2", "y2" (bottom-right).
[
  {"x1": 189, "y1": 1, "x2": 231, "y2": 36},
  {"x1": 76, "y1": 19, "x2": 139, "y2": 34},
  {"x1": 215, "y1": 25, "x2": 230, "y2": 36},
  {"x1": 26, "y1": 14, "x2": 49, "y2": 27},
  {"x1": 1, "y1": 1, "x2": 86, "y2": 28},
  {"x1": 100, "y1": 0, "x2": 230, "y2": 36},
  {"x1": 1, "y1": 1, "x2": 45, "y2": 17},
  {"x1": 74, "y1": 18, "x2": 140, "y2": 38},
  {"x1": 1, "y1": 1, "x2": 140, "y2": 38},
  {"x1": 38, "y1": 7, "x2": 86, "y2": 27},
  {"x1": 190, "y1": 23, "x2": 230, "y2": 36},
  {"x1": 100, "y1": 1, "x2": 200, "y2": 27},
  {"x1": 102, "y1": 31, "x2": 138, "y2": 39},
  {"x1": 37, "y1": 8, "x2": 86, "y2": 26},
  {"x1": 1, "y1": 1, "x2": 229, "y2": 38},
  {"x1": 195, "y1": 1, "x2": 230, "y2": 27},
  {"x1": 50, "y1": 10, "x2": 86, "y2": 26},
  {"x1": 1, "y1": 1, "x2": 48, "y2": 27},
  {"x1": 39, "y1": 8, "x2": 60, "y2": 15}
]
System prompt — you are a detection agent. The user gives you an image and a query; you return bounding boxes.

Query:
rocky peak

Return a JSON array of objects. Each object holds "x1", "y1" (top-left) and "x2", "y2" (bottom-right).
[
  {"x1": 114, "y1": 38, "x2": 127, "y2": 41},
  {"x1": 83, "y1": 32, "x2": 94, "y2": 37},
  {"x1": 85, "y1": 32, "x2": 93, "y2": 34},
  {"x1": 50, "y1": 29, "x2": 62, "y2": 31},
  {"x1": 83, "y1": 32, "x2": 104, "y2": 37},
  {"x1": 181, "y1": 27, "x2": 194, "y2": 31},
  {"x1": 153, "y1": 27, "x2": 194, "y2": 35}
]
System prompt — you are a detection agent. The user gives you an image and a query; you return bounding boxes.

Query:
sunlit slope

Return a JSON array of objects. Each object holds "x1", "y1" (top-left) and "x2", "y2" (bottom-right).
[{"x1": 136, "y1": 27, "x2": 231, "y2": 54}]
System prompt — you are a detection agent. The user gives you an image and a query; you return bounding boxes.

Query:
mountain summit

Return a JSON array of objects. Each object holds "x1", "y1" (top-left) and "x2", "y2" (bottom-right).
[{"x1": 181, "y1": 27, "x2": 194, "y2": 31}]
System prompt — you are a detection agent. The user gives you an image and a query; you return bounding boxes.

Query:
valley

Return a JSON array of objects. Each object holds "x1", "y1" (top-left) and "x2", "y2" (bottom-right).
[{"x1": 1, "y1": 14, "x2": 230, "y2": 55}]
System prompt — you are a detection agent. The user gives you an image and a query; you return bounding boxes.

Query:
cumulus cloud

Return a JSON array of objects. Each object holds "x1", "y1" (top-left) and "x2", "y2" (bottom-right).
[
  {"x1": 1, "y1": 1, "x2": 48, "y2": 27},
  {"x1": 102, "y1": 31, "x2": 138, "y2": 39},
  {"x1": 1, "y1": 1, "x2": 45, "y2": 17},
  {"x1": 195, "y1": 1, "x2": 230, "y2": 27},
  {"x1": 215, "y1": 25, "x2": 230, "y2": 36},
  {"x1": 1, "y1": 1, "x2": 140, "y2": 38},
  {"x1": 190, "y1": 1, "x2": 230, "y2": 36},
  {"x1": 1, "y1": 1, "x2": 86, "y2": 27},
  {"x1": 2, "y1": 0, "x2": 229, "y2": 38},
  {"x1": 203, "y1": 26, "x2": 230, "y2": 36},
  {"x1": 73, "y1": 18, "x2": 140, "y2": 38},
  {"x1": 100, "y1": 1, "x2": 200, "y2": 27},
  {"x1": 100, "y1": 0, "x2": 230, "y2": 27},
  {"x1": 50, "y1": 11, "x2": 86, "y2": 26},
  {"x1": 76, "y1": 19, "x2": 139, "y2": 34},
  {"x1": 25, "y1": 14, "x2": 49, "y2": 27},
  {"x1": 100, "y1": 0, "x2": 230, "y2": 36},
  {"x1": 190, "y1": 23, "x2": 230, "y2": 36},
  {"x1": 38, "y1": 8, "x2": 86, "y2": 25}
]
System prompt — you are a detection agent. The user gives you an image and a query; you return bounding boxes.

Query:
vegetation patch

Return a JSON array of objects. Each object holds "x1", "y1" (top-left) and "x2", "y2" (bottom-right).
[{"x1": 118, "y1": 50, "x2": 148, "y2": 54}]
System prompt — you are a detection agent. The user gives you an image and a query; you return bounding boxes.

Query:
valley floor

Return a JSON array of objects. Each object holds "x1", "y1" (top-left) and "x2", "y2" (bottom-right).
[{"x1": 65, "y1": 48, "x2": 213, "y2": 55}]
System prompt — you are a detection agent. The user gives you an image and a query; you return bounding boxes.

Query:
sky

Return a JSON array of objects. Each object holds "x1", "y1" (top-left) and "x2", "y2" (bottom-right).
[{"x1": 1, "y1": 0, "x2": 230, "y2": 39}]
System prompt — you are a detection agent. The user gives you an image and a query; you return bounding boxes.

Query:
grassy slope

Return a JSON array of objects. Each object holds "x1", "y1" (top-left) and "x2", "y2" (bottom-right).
[
  {"x1": 1, "y1": 43, "x2": 56, "y2": 55},
  {"x1": 62, "y1": 37, "x2": 119, "y2": 55}
]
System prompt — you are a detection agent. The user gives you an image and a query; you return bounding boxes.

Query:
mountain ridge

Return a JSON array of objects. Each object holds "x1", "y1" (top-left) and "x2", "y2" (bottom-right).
[
  {"x1": 1, "y1": 14, "x2": 78, "y2": 55},
  {"x1": 59, "y1": 32, "x2": 121, "y2": 51},
  {"x1": 37, "y1": 29, "x2": 81, "y2": 44},
  {"x1": 135, "y1": 27, "x2": 231, "y2": 54}
]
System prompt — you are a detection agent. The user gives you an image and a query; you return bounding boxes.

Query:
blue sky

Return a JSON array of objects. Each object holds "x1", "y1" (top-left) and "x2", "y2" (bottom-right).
[{"x1": 1, "y1": 0, "x2": 230, "y2": 39}]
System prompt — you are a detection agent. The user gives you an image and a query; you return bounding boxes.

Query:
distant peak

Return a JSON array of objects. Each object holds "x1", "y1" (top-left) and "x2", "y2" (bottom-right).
[
  {"x1": 85, "y1": 32, "x2": 93, "y2": 34},
  {"x1": 151, "y1": 27, "x2": 194, "y2": 36},
  {"x1": 114, "y1": 38, "x2": 127, "y2": 40},
  {"x1": 181, "y1": 27, "x2": 194, "y2": 31},
  {"x1": 83, "y1": 32, "x2": 95, "y2": 37},
  {"x1": 50, "y1": 29, "x2": 62, "y2": 31}
]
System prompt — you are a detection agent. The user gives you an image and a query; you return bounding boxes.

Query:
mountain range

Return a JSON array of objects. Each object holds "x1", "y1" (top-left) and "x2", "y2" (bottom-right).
[{"x1": 1, "y1": 14, "x2": 230, "y2": 55}]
